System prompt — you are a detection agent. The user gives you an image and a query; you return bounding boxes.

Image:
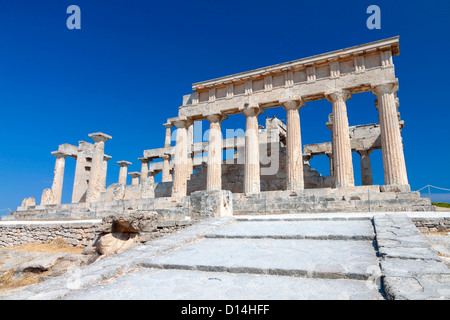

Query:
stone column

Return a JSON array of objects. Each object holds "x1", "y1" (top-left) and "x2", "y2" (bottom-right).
[
  {"x1": 326, "y1": 90, "x2": 355, "y2": 188},
  {"x1": 101, "y1": 155, "x2": 112, "y2": 191},
  {"x1": 325, "y1": 152, "x2": 335, "y2": 178},
  {"x1": 147, "y1": 170, "x2": 158, "y2": 184},
  {"x1": 206, "y1": 113, "x2": 227, "y2": 191},
  {"x1": 241, "y1": 105, "x2": 262, "y2": 194},
  {"x1": 357, "y1": 149, "x2": 373, "y2": 186},
  {"x1": 172, "y1": 118, "x2": 193, "y2": 197},
  {"x1": 161, "y1": 154, "x2": 172, "y2": 182},
  {"x1": 117, "y1": 161, "x2": 132, "y2": 184},
  {"x1": 187, "y1": 121, "x2": 195, "y2": 178},
  {"x1": 282, "y1": 98, "x2": 305, "y2": 190},
  {"x1": 86, "y1": 133, "x2": 112, "y2": 203},
  {"x1": 373, "y1": 82, "x2": 408, "y2": 186},
  {"x1": 50, "y1": 151, "x2": 69, "y2": 205},
  {"x1": 163, "y1": 122, "x2": 172, "y2": 148},
  {"x1": 129, "y1": 172, "x2": 141, "y2": 185},
  {"x1": 138, "y1": 157, "x2": 150, "y2": 183}
]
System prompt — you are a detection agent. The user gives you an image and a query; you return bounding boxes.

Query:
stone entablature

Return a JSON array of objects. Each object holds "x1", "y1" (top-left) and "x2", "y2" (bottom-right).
[{"x1": 181, "y1": 37, "x2": 399, "y2": 120}]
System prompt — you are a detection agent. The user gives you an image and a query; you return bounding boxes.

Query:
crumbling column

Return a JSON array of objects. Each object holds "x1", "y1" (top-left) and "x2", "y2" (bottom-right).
[
  {"x1": 117, "y1": 161, "x2": 132, "y2": 184},
  {"x1": 100, "y1": 155, "x2": 112, "y2": 192},
  {"x1": 373, "y1": 82, "x2": 408, "y2": 186},
  {"x1": 241, "y1": 105, "x2": 262, "y2": 194},
  {"x1": 282, "y1": 98, "x2": 305, "y2": 190},
  {"x1": 129, "y1": 172, "x2": 141, "y2": 185},
  {"x1": 206, "y1": 113, "x2": 227, "y2": 191},
  {"x1": 357, "y1": 149, "x2": 373, "y2": 186},
  {"x1": 326, "y1": 90, "x2": 355, "y2": 188},
  {"x1": 161, "y1": 154, "x2": 172, "y2": 182},
  {"x1": 50, "y1": 151, "x2": 69, "y2": 205},
  {"x1": 172, "y1": 118, "x2": 193, "y2": 197},
  {"x1": 138, "y1": 157, "x2": 150, "y2": 183},
  {"x1": 86, "y1": 132, "x2": 112, "y2": 203}
]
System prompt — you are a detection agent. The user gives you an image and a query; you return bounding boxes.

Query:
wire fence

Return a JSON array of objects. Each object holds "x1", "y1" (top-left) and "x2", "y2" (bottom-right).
[{"x1": 415, "y1": 185, "x2": 450, "y2": 206}]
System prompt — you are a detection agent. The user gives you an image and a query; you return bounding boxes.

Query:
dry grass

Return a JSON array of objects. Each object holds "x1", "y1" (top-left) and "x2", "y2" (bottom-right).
[
  {"x1": 420, "y1": 230, "x2": 450, "y2": 236},
  {"x1": 4, "y1": 238, "x2": 83, "y2": 255},
  {"x1": 0, "y1": 238, "x2": 84, "y2": 293},
  {"x1": 0, "y1": 269, "x2": 50, "y2": 292}
]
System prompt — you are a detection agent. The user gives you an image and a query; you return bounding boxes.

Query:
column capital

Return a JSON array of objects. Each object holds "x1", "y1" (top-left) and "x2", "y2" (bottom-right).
[
  {"x1": 161, "y1": 153, "x2": 171, "y2": 161},
  {"x1": 117, "y1": 160, "x2": 132, "y2": 167},
  {"x1": 128, "y1": 172, "x2": 141, "y2": 178},
  {"x1": 205, "y1": 113, "x2": 228, "y2": 123},
  {"x1": 103, "y1": 155, "x2": 112, "y2": 161},
  {"x1": 138, "y1": 157, "x2": 151, "y2": 164},
  {"x1": 325, "y1": 90, "x2": 351, "y2": 103},
  {"x1": 372, "y1": 81, "x2": 399, "y2": 96},
  {"x1": 357, "y1": 149, "x2": 373, "y2": 156},
  {"x1": 240, "y1": 104, "x2": 263, "y2": 117},
  {"x1": 51, "y1": 151, "x2": 69, "y2": 159},
  {"x1": 88, "y1": 132, "x2": 112, "y2": 143},
  {"x1": 282, "y1": 96, "x2": 305, "y2": 110},
  {"x1": 172, "y1": 117, "x2": 193, "y2": 129},
  {"x1": 163, "y1": 122, "x2": 173, "y2": 129}
]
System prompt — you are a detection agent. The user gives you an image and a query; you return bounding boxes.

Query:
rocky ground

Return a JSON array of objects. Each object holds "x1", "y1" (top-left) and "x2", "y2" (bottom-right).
[{"x1": 1, "y1": 212, "x2": 449, "y2": 300}]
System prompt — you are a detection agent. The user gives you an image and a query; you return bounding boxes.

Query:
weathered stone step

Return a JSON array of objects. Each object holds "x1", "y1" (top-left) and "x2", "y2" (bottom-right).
[
  {"x1": 141, "y1": 237, "x2": 380, "y2": 280},
  {"x1": 65, "y1": 268, "x2": 384, "y2": 300},
  {"x1": 205, "y1": 220, "x2": 375, "y2": 240}
]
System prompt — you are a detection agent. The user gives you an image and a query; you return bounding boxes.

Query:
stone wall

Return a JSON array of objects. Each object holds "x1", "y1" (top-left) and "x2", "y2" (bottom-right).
[
  {"x1": 0, "y1": 221, "x2": 101, "y2": 248},
  {"x1": 412, "y1": 218, "x2": 450, "y2": 232}
]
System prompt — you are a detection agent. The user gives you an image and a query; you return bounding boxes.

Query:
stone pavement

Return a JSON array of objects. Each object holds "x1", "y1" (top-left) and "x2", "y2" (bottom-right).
[{"x1": 2, "y1": 212, "x2": 450, "y2": 300}]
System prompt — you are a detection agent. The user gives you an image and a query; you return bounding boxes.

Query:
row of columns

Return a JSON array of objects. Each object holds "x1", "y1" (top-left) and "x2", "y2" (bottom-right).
[{"x1": 170, "y1": 81, "x2": 408, "y2": 197}]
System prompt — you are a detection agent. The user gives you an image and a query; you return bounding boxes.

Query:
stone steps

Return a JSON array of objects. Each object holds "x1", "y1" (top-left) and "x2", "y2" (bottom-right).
[{"x1": 141, "y1": 218, "x2": 382, "y2": 282}]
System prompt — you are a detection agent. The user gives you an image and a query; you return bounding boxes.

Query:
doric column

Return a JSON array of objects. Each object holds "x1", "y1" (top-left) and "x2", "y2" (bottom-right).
[
  {"x1": 187, "y1": 121, "x2": 195, "y2": 178},
  {"x1": 163, "y1": 122, "x2": 172, "y2": 148},
  {"x1": 117, "y1": 161, "x2": 132, "y2": 184},
  {"x1": 357, "y1": 149, "x2": 373, "y2": 186},
  {"x1": 138, "y1": 157, "x2": 150, "y2": 183},
  {"x1": 129, "y1": 172, "x2": 141, "y2": 186},
  {"x1": 86, "y1": 132, "x2": 112, "y2": 203},
  {"x1": 326, "y1": 90, "x2": 355, "y2": 188},
  {"x1": 100, "y1": 155, "x2": 112, "y2": 191},
  {"x1": 172, "y1": 118, "x2": 193, "y2": 197},
  {"x1": 50, "y1": 151, "x2": 69, "y2": 205},
  {"x1": 206, "y1": 113, "x2": 227, "y2": 191},
  {"x1": 241, "y1": 105, "x2": 262, "y2": 194},
  {"x1": 147, "y1": 170, "x2": 158, "y2": 184},
  {"x1": 325, "y1": 152, "x2": 334, "y2": 177},
  {"x1": 282, "y1": 98, "x2": 305, "y2": 190},
  {"x1": 161, "y1": 154, "x2": 172, "y2": 182},
  {"x1": 373, "y1": 82, "x2": 408, "y2": 186}
]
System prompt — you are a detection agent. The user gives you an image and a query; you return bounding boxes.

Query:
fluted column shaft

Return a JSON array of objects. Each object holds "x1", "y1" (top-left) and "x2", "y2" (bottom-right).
[
  {"x1": 117, "y1": 161, "x2": 131, "y2": 184},
  {"x1": 282, "y1": 99, "x2": 305, "y2": 190},
  {"x1": 100, "y1": 155, "x2": 111, "y2": 191},
  {"x1": 172, "y1": 119, "x2": 192, "y2": 197},
  {"x1": 51, "y1": 152, "x2": 68, "y2": 205},
  {"x1": 206, "y1": 114, "x2": 226, "y2": 191},
  {"x1": 373, "y1": 83, "x2": 408, "y2": 186},
  {"x1": 139, "y1": 158, "x2": 150, "y2": 184},
  {"x1": 161, "y1": 154, "x2": 172, "y2": 182},
  {"x1": 86, "y1": 133, "x2": 111, "y2": 203},
  {"x1": 327, "y1": 90, "x2": 354, "y2": 188},
  {"x1": 358, "y1": 150, "x2": 373, "y2": 186},
  {"x1": 242, "y1": 106, "x2": 261, "y2": 194}
]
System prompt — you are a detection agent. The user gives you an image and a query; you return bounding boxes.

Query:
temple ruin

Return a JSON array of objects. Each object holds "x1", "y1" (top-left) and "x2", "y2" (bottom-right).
[{"x1": 3, "y1": 36, "x2": 433, "y2": 224}]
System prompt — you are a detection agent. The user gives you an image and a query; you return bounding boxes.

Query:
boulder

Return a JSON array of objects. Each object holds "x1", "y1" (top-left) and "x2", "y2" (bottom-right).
[{"x1": 95, "y1": 233, "x2": 138, "y2": 256}]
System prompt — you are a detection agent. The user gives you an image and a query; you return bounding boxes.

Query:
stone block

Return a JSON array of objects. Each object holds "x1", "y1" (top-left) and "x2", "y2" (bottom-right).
[{"x1": 190, "y1": 190, "x2": 233, "y2": 219}]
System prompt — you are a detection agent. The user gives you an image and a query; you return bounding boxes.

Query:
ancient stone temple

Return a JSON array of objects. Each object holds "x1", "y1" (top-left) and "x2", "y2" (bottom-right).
[{"x1": 4, "y1": 36, "x2": 433, "y2": 223}]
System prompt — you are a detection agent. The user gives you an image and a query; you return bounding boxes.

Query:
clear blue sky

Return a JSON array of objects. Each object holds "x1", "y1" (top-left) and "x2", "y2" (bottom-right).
[{"x1": 0, "y1": 0, "x2": 449, "y2": 215}]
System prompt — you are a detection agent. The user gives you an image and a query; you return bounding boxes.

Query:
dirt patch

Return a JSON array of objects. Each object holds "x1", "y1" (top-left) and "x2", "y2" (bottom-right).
[
  {"x1": 4, "y1": 238, "x2": 84, "y2": 255},
  {"x1": 0, "y1": 238, "x2": 86, "y2": 293}
]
